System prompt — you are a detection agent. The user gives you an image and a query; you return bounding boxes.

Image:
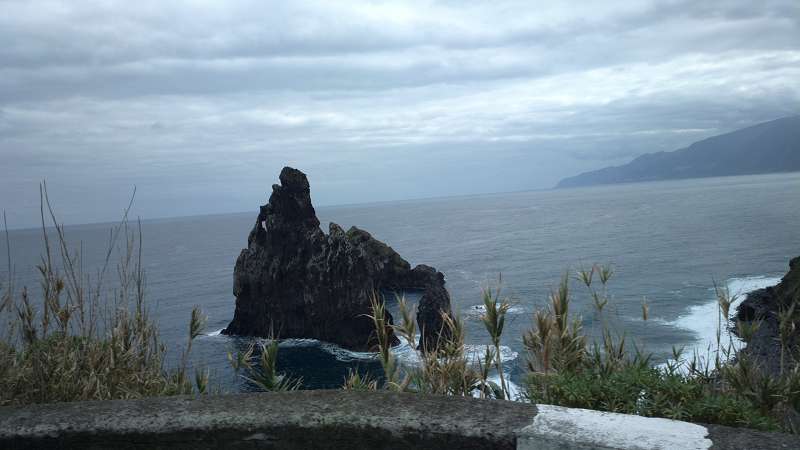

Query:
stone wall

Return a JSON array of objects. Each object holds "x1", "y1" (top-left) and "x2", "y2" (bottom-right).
[{"x1": 1, "y1": 391, "x2": 798, "y2": 449}]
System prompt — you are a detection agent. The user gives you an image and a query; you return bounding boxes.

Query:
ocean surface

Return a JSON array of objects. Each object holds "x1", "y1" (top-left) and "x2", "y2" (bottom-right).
[{"x1": 2, "y1": 172, "x2": 800, "y2": 396}]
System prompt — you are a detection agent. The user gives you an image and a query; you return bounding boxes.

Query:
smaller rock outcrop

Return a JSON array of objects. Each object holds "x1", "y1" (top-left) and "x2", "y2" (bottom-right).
[
  {"x1": 416, "y1": 272, "x2": 453, "y2": 352},
  {"x1": 735, "y1": 256, "x2": 800, "y2": 375},
  {"x1": 223, "y1": 167, "x2": 454, "y2": 352}
]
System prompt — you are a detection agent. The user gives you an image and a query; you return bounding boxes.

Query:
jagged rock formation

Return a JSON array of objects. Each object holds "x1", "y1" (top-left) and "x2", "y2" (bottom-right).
[
  {"x1": 735, "y1": 256, "x2": 800, "y2": 375},
  {"x1": 222, "y1": 167, "x2": 453, "y2": 351}
]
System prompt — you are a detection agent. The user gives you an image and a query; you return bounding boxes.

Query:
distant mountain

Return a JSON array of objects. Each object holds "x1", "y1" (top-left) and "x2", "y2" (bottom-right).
[{"x1": 556, "y1": 116, "x2": 800, "y2": 188}]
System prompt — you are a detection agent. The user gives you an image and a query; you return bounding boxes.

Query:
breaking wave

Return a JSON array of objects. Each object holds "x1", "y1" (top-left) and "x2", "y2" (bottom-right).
[{"x1": 666, "y1": 275, "x2": 781, "y2": 367}]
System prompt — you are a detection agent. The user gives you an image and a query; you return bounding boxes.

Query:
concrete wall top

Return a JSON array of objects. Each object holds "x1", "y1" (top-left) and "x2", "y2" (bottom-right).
[{"x1": 0, "y1": 390, "x2": 798, "y2": 449}]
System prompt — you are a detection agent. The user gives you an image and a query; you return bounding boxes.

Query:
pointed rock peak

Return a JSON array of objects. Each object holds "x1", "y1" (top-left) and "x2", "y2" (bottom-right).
[
  {"x1": 279, "y1": 166, "x2": 310, "y2": 192},
  {"x1": 265, "y1": 166, "x2": 319, "y2": 228}
]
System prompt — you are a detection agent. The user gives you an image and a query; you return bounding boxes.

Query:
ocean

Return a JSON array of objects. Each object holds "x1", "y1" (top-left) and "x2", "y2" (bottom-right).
[{"x1": 2, "y1": 172, "x2": 800, "y2": 395}]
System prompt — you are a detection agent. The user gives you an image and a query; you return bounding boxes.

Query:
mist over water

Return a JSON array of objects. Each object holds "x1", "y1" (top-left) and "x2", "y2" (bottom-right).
[{"x1": 2, "y1": 172, "x2": 800, "y2": 393}]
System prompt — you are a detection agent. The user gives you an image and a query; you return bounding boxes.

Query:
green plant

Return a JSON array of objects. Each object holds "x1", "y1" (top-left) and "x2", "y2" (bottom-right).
[
  {"x1": 778, "y1": 303, "x2": 797, "y2": 375},
  {"x1": 524, "y1": 274, "x2": 586, "y2": 377},
  {"x1": 413, "y1": 312, "x2": 483, "y2": 397},
  {"x1": 343, "y1": 369, "x2": 379, "y2": 391},
  {"x1": 228, "y1": 339, "x2": 302, "y2": 392},
  {"x1": 480, "y1": 282, "x2": 511, "y2": 399},
  {"x1": 367, "y1": 293, "x2": 402, "y2": 390},
  {"x1": 735, "y1": 317, "x2": 762, "y2": 342}
]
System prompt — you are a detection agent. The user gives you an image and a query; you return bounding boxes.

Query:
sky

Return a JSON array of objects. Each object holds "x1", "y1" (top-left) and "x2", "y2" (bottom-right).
[{"x1": 1, "y1": 0, "x2": 799, "y2": 229}]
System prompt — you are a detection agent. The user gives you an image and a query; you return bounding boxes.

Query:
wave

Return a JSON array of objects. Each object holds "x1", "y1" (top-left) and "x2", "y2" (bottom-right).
[
  {"x1": 392, "y1": 335, "x2": 519, "y2": 367},
  {"x1": 201, "y1": 329, "x2": 520, "y2": 370},
  {"x1": 269, "y1": 337, "x2": 379, "y2": 362},
  {"x1": 667, "y1": 275, "x2": 781, "y2": 366},
  {"x1": 200, "y1": 330, "x2": 380, "y2": 363},
  {"x1": 200, "y1": 327, "x2": 523, "y2": 398},
  {"x1": 285, "y1": 336, "x2": 523, "y2": 401},
  {"x1": 316, "y1": 342, "x2": 378, "y2": 362},
  {"x1": 268, "y1": 333, "x2": 520, "y2": 367}
]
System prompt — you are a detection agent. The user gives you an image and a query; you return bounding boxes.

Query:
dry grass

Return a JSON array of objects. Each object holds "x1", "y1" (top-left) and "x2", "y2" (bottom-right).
[
  {"x1": 352, "y1": 287, "x2": 513, "y2": 400},
  {"x1": 0, "y1": 185, "x2": 207, "y2": 406}
]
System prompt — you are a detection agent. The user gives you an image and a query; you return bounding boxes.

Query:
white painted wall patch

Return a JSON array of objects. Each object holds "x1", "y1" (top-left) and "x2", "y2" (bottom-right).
[{"x1": 517, "y1": 404, "x2": 712, "y2": 450}]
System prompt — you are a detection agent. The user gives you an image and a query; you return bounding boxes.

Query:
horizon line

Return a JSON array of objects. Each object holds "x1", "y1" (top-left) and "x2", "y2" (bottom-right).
[{"x1": 1, "y1": 185, "x2": 553, "y2": 233}]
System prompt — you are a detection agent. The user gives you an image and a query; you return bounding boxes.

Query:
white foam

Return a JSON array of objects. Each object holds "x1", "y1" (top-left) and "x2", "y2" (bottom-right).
[
  {"x1": 273, "y1": 338, "x2": 379, "y2": 362},
  {"x1": 392, "y1": 335, "x2": 519, "y2": 368},
  {"x1": 207, "y1": 333, "x2": 380, "y2": 363},
  {"x1": 277, "y1": 338, "x2": 323, "y2": 347},
  {"x1": 463, "y1": 304, "x2": 524, "y2": 317},
  {"x1": 668, "y1": 275, "x2": 780, "y2": 367},
  {"x1": 318, "y1": 341, "x2": 378, "y2": 362},
  {"x1": 486, "y1": 373, "x2": 524, "y2": 401},
  {"x1": 466, "y1": 344, "x2": 519, "y2": 365}
]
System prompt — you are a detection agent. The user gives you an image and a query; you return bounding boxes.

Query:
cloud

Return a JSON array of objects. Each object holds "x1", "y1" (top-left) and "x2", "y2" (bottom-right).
[{"x1": 1, "y1": 0, "x2": 798, "y2": 227}]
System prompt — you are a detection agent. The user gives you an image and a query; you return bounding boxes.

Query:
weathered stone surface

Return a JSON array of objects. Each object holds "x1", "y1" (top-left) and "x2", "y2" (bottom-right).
[
  {"x1": 223, "y1": 167, "x2": 453, "y2": 351},
  {"x1": 0, "y1": 391, "x2": 536, "y2": 450},
  {"x1": 735, "y1": 256, "x2": 800, "y2": 376},
  {"x1": 3, "y1": 391, "x2": 799, "y2": 449}
]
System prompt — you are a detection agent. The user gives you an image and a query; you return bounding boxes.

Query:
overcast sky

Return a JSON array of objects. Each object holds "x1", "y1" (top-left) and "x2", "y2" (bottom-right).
[{"x1": 1, "y1": 0, "x2": 798, "y2": 228}]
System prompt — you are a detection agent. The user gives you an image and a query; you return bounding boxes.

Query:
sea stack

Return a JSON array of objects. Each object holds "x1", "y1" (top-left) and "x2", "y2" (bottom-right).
[{"x1": 222, "y1": 166, "x2": 454, "y2": 351}]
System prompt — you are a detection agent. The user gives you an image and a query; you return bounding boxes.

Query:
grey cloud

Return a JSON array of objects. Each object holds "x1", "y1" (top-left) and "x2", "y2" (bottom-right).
[{"x1": 0, "y1": 0, "x2": 798, "y2": 228}]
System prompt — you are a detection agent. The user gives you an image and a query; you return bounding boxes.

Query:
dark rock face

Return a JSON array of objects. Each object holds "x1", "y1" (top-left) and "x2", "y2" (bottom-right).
[
  {"x1": 223, "y1": 167, "x2": 453, "y2": 351},
  {"x1": 735, "y1": 256, "x2": 800, "y2": 375},
  {"x1": 416, "y1": 272, "x2": 453, "y2": 352}
]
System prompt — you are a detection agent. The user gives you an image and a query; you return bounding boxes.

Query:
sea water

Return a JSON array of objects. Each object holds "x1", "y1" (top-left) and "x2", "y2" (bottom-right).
[{"x1": 2, "y1": 172, "x2": 800, "y2": 394}]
